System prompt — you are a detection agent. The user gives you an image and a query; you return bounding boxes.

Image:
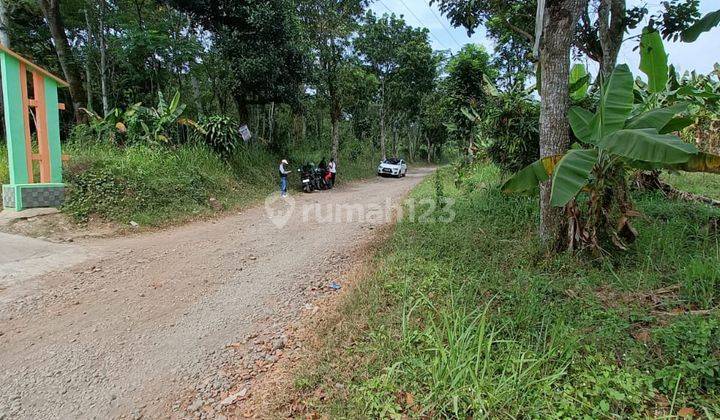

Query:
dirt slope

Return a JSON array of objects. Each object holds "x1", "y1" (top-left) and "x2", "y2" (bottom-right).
[{"x1": 0, "y1": 167, "x2": 433, "y2": 419}]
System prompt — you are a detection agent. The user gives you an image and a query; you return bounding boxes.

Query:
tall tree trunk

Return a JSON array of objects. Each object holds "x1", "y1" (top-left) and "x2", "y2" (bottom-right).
[
  {"x1": 315, "y1": 110, "x2": 321, "y2": 146},
  {"x1": 426, "y1": 134, "x2": 431, "y2": 163},
  {"x1": 190, "y1": 74, "x2": 204, "y2": 118},
  {"x1": 261, "y1": 106, "x2": 268, "y2": 140},
  {"x1": 83, "y1": 9, "x2": 95, "y2": 113},
  {"x1": 538, "y1": 0, "x2": 587, "y2": 250},
  {"x1": 290, "y1": 111, "x2": 300, "y2": 149},
  {"x1": 268, "y1": 102, "x2": 275, "y2": 145},
  {"x1": 598, "y1": 0, "x2": 625, "y2": 78},
  {"x1": 252, "y1": 106, "x2": 260, "y2": 143},
  {"x1": 326, "y1": 36, "x2": 342, "y2": 163},
  {"x1": 392, "y1": 121, "x2": 398, "y2": 157},
  {"x1": 38, "y1": 0, "x2": 86, "y2": 122},
  {"x1": 331, "y1": 116, "x2": 340, "y2": 163},
  {"x1": 0, "y1": 0, "x2": 10, "y2": 47},
  {"x1": 330, "y1": 96, "x2": 341, "y2": 163},
  {"x1": 379, "y1": 79, "x2": 387, "y2": 160},
  {"x1": 301, "y1": 114, "x2": 306, "y2": 143},
  {"x1": 84, "y1": 61, "x2": 94, "y2": 112},
  {"x1": 98, "y1": 0, "x2": 109, "y2": 116}
]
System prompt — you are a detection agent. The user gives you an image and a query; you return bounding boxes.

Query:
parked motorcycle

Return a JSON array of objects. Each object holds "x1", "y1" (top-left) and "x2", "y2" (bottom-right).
[
  {"x1": 314, "y1": 166, "x2": 332, "y2": 191},
  {"x1": 298, "y1": 164, "x2": 315, "y2": 193},
  {"x1": 298, "y1": 163, "x2": 332, "y2": 193}
]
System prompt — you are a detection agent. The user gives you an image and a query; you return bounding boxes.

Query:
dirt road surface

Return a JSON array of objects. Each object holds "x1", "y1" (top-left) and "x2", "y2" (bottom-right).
[{"x1": 0, "y1": 167, "x2": 433, "y2": 419}]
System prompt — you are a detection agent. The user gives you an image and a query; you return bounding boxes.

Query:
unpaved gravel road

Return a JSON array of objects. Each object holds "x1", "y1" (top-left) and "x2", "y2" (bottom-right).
[{"x1": 0, "y1": 167, "x2": 432, "y2": 419}]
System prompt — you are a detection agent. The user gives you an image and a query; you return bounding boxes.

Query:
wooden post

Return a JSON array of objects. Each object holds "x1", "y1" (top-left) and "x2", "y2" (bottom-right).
[
  {"x1": 33, "y1": 72, "x2": 51, "y2": 183},
  {"x1": 19, "y1": 62, "x2": 34, "y2": 183}
]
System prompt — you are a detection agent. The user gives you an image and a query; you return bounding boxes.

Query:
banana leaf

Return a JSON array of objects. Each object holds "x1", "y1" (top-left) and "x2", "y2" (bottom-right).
[
  {"x1": 569, "y1": 106, "x2": 596, "y2": 144},
  {"x1": 639, "y1": 28, "x2": 668, "y2": 93},
  {"x1": 592, "y1": 64, "x2": 634, "y2": 140},
  {"x1": 625, "y1": 102, "x2": 688, "y2": 131},
  {"x1": 629, "y1": 152, "x2": 720, "y2": 174},
  {"x1": 501, "y1": 156, "x2": 562, "y2": 194},
  {"x1": 660, "y1": 116, "x2": 695, "y2": 134},
  {"x1": 483, "y1": 74, "x2": 501, "y2": 97},
  {"x1": 598, "y1": 128, "x2": 698, "y2": 164},
  {"x1": 569, "y1": 63, "x2": 590, "y2": 100},
  {"x1": 677, "y1": 85, "x2": 720, "y2": 99},
  {"x1": 670, "y1": 152, "x2": 720, "y2": 174},
  {"x1": 551, "y1": 149, "x2": 598, "y2": 207}
]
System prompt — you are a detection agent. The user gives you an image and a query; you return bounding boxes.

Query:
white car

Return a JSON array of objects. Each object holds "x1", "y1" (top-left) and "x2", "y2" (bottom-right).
[{"x1": 377, "y1": 158, "x2": 407, "y2": 177}]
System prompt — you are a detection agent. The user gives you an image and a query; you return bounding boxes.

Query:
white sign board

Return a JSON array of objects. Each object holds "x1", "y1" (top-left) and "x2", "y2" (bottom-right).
[{"x1": 239, "y1": 125, "x2": 252, "y2": 143}]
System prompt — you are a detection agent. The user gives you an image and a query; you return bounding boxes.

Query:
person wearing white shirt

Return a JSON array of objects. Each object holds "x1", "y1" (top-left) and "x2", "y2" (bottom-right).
[
  {"x1": 279, "y1": 159, "x2": 290, "y2": 197},
  {"x1": 328, "y1": 158, "x2": 337, "y2": 187}
]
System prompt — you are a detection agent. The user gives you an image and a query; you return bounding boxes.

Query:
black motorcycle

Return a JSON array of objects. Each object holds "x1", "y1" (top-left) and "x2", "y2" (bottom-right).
[
  {"x1": 314, "y1": 166, "x2": 331, "y2": 191},
  {"x1": 298, "y1": 164, "x2": 315, "y2": 193},
  {"x1": 298, "y1": 163, "x2": 331, "y2": 193}
]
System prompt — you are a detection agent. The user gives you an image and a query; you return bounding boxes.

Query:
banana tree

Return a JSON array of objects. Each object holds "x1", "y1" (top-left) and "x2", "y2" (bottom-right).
[
  {"x1": 502, "y1": 64, "x2": 720, "y2": 252},
  {"x1": 139, "y1": 91, "x2": 188, "y2": 144},
  {"x1": 635, "y1": 29, "x2": 720, "y2": 113}
]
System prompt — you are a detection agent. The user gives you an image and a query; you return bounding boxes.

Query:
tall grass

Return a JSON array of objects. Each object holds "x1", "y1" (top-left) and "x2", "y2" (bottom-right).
[
  {"x1": 61, "y1": 142, "x2": 278, "y2": 225},
  {"x1": 287, "y1": 164, "x2": 720, "y2": 418}
]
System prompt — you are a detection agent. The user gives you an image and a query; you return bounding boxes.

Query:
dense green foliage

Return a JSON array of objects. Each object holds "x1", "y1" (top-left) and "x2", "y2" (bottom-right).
[
  {"x1": 165, "y1": 0, "x2": 307, "y2": 119},
  {"x1": 289, "y1": 164, "x2": 720, "y2": 417},
  {"x1": 483, "y1": 90, "x2": 540, "y2": 173},
  {"x1": 443, "y1": 44, "x2": 498, "y2": 160},
  {"x1": 81, "y1": 91, "x2": 192, "y2": 146},
  {"x1": 353, "y1": 11, "x2": 439, "y2": 159},
  {"x1": 192, "y1": 115, "x2": 242, "y2": 157}
]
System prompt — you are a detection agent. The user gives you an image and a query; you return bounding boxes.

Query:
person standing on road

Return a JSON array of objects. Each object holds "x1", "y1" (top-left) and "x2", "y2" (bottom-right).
[
  {"x1": 328, "y1": 158, "x2": 337, "y2": 188},
  {"x1": 279, "y1": 159, "x2": 290, "y2": 197}
]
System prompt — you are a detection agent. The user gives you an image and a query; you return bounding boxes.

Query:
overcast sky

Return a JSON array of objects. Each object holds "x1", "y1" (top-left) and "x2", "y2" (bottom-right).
[{"x1": 370, "y1": 0, "x2": 720, "y2": 75}]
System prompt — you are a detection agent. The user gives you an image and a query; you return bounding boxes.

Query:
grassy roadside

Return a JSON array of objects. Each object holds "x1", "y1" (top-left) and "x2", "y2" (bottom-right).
[
  {"x1": 282, "y1": 164, "x2": 720, "y2": 418},
  {"x1": 0, "y1": 141, "x2": 379, "y2": 227}
]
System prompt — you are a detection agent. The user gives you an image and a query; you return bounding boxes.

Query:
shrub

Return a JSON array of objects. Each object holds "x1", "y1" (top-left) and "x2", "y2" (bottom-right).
[
  {"x1": 192, "y1": 115, "x2": 241, "y2": 156},
  {"x1": 62, "y1": 163, "x2": 148, "y2": 222},
  {"x1": 652, "y1": 316, "x2": 720, "y2": 396},
  {"x1": 556, "y1": 357, "x2": 655, "y2": 418},
  {"x1": 484, "y1": 93, "x2": 540, "y2": 173}
]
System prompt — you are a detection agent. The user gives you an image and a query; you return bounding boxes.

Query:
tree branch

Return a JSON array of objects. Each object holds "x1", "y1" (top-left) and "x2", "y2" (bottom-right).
[{"x1": 503, "y1": 19, "x2": 534, "y2": 44}]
